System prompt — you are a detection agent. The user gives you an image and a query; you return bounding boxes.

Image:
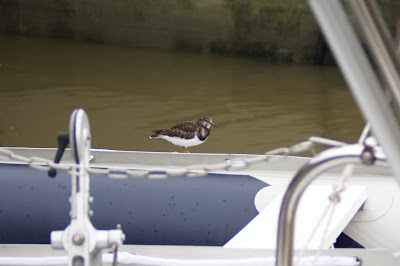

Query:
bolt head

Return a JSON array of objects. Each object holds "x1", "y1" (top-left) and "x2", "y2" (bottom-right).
[
  {"x1": 72, "y1": 233, "x2": 85, "y2": 245},
  {"x1": 361, "y1": 150, "x2": 375, "y2": 165}
]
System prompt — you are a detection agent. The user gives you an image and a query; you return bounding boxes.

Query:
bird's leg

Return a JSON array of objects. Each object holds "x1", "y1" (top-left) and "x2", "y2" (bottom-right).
[{"x1": 183, "y1": 147, "x2": 190, "y2": 153}]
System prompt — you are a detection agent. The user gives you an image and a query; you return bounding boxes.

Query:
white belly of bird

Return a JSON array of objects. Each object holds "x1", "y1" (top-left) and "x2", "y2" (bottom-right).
[{"x1": 161, "y1": 134, "x2": 205, "y2": 147}]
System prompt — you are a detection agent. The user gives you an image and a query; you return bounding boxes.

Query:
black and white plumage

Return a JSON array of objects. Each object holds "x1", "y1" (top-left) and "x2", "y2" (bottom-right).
[{"x1": 150, "y1": 116, "x2": 216, "y2": 153}]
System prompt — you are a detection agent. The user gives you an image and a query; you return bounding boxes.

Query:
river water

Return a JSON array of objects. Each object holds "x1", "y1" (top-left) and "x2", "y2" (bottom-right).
[{"x1": 0, "y1": 35, "x2": 364, "y2": 154}]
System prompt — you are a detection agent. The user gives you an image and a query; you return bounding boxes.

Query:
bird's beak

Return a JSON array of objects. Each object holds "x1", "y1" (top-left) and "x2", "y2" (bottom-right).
[{"x1": 211, "y1": 121, "x2": 216, "y2": 126}]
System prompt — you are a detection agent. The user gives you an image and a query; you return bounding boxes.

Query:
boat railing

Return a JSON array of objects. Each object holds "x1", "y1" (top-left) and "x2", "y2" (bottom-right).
[
  {"x1": 308, "y1": 0, "x2": 400, "y2": 185},
  {"x1": 276, "y1": 0, "x2": 400, "y2": 265},
  {"x1": 275, "y1": 142, "x2": 388, "y2": 266}
]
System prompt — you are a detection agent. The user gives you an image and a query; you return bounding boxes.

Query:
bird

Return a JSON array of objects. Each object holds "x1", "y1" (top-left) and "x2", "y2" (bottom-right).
[{"x1": 150, "y1": 116, "x2": 216, "y2": 153}]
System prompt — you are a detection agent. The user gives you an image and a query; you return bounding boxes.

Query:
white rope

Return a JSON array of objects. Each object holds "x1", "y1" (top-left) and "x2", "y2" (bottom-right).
[
  {"x1": 295, "y1": 201, "x2": 335, "y2": 264},
  {"x1": 0, "y1": 136, "x2": 347, "y2": 179},
  {"x1": 295, "y1": 163, "x2": 354, "y2": 266}
]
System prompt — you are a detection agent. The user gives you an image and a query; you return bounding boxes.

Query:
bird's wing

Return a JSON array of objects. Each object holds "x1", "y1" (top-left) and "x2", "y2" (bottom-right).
[{"x1": 165, "y1": 121, "x2": 198, "y2": 139}]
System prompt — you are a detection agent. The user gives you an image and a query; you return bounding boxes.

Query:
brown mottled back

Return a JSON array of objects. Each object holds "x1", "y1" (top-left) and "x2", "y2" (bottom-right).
[{"x1": 150, "y1": 117, "x2": 215, "y2": 141}]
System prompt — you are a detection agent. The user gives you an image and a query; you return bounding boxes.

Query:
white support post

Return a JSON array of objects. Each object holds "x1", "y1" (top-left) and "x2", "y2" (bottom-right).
[{"x1": 51, "y1": 109, "x2": 125, "y2": 266}]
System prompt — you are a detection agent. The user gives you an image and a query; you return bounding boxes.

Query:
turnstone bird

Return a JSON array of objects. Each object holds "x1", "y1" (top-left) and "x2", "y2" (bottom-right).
[{"x1": 150, "y1": 116, "x2": 216, "y2": 153}]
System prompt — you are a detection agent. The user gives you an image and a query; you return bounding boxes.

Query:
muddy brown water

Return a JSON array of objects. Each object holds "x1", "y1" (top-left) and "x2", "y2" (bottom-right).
[{"x1": 0, "y1": 36, "x2": 365, "y2": 155}]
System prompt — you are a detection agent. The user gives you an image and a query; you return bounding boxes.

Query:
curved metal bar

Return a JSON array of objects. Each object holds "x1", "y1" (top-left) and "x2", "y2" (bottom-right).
[
  {"x1": 275, "y1": 144, "x2": 387, "y2": 266},
  {"x1": 349, "y1": 0, "x2": 400, "y2": 111}
]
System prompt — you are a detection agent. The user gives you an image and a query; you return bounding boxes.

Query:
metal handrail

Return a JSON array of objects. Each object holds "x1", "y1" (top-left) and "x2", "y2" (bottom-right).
[
  {"x1": 349, "y1": 0, "x2": 400, "y2": 116},
  {"x1": 275, "y1": 144, "x2": 387, "y2": 266},
  {"x1": 276, "y1": 1, "x2": 400, "y2": 265},
  {"x1": 308, "y1": 0, "x2": 400, "y2": 189}
]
